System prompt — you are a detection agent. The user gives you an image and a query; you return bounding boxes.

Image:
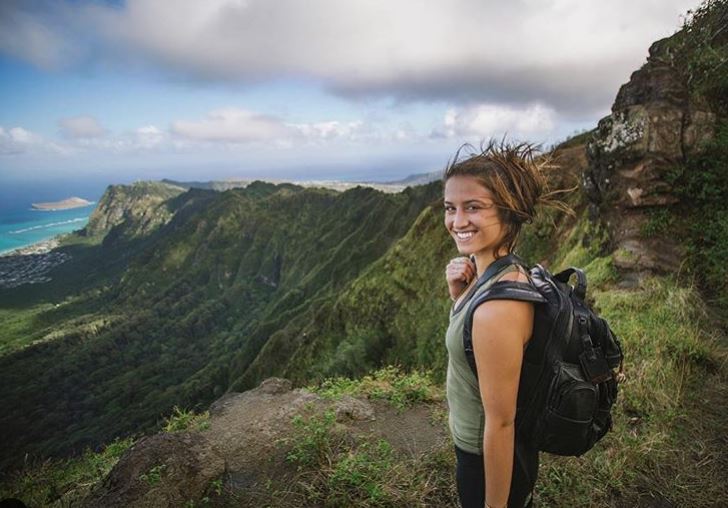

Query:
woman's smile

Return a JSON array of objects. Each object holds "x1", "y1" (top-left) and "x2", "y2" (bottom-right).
[{"x1": 454, "y1": 230, "x2": 476, "y2": 241}]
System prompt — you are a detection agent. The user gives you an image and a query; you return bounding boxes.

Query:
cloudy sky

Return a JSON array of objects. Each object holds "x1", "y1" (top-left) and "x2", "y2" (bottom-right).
[{"x1": 0, "y1": 0, "x2": 699, "y2": 185}]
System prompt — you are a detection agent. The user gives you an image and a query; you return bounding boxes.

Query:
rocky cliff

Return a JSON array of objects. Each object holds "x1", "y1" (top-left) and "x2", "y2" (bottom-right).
[
  {"x1": 585, "y1": 40, "x2": 714, "y2": 274},
  {"x1": 82, "y1": 181, "x2": 186, "y2": 239},
  {"x1": 584, "y1": 2, "x2": 727, "y2": 282},
  {"x1": 79, "y1": 376, "x2": 452, "y2": 508}
]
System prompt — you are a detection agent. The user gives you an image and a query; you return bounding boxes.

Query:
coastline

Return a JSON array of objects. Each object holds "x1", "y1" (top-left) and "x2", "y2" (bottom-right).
[
  {"x1": 0, "y1": 234, "x2": 72, "y2": 289},
  {"x1": 0, "y1": 237, "x2": 61, "y2": 257},
  {"x1": 1, "y1": 206, "x2": 94, "y2": 257}
]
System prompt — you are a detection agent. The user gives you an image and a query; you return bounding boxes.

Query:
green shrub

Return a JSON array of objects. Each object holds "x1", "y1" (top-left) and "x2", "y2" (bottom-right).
[
  {"x1": 286, "y1": 410, "x2": 338, "y2": 468},
  {"x1": 310, "y1": 366, "x2": 443, "y2": 409},
  {"x1": 640, "y1": 208, "x2": 673, "y2": 237},
  {"x1": 139, "y1": 463, "x2": 167, "y2": 486},
  {"x1": 281, "y1": 407, "x2": 458, "y2": 507},
  {"x1": 665, "y1": 122, "x2": 728, "y2": 308},
  {"x1": 162, "y1": 406, "x2": 210, "y2": 432},
  {"x1": 327, "y1": 440, "x2": 394, "y2": 505}
]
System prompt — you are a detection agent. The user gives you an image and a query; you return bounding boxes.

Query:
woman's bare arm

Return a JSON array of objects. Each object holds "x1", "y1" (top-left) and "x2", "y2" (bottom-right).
[{"x1": 471, "y1": 278, "x2": 534, "y2": 508}]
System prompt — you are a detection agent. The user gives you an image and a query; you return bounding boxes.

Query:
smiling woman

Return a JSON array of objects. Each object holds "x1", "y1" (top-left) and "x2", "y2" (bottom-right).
[
  {"x1": 441, "y1": 141, "x2": 572, "y2": 508},
  {"x1": 443, "y1": 181, "x2": 504, "y2": 264}
]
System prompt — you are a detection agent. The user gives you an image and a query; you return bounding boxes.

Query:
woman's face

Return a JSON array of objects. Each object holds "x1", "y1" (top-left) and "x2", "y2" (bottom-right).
[{"x1": 443, "y1": 175, "x2": 506, "y2": 257}]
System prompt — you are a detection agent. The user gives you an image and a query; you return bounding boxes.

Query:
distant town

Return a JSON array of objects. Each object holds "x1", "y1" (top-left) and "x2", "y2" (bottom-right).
[{"x1": 0, "y1": 239, "x2": 70, "y2": 289}]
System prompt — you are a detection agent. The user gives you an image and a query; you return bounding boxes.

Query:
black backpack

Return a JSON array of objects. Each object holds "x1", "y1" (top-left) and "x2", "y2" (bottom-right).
[{"x1": 463, "y1": 253, "x2": 624, "y2": 457}]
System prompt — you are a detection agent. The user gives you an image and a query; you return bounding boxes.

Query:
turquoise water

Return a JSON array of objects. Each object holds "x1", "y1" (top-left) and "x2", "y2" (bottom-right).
[
  {"x1": 0, "y1": 205, "x2": 96, "y2": 254},
  {"x1": 0, "y1": 180, "x2": 108, "y2": 255}
]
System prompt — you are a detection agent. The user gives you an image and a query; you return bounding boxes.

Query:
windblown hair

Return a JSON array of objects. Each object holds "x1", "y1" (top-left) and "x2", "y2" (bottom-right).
[{"x1": 442, "y1": 139, "x2": 573, "y2": 258}]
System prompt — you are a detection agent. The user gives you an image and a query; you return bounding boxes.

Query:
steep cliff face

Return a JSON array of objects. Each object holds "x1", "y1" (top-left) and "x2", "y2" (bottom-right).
[
  {"x1": 584, "y1": 38, "x2": 717, "y2": 274},
  {"x1": 82, "y1": 181, "x2": 186, "y2": 239},
  {"x1": 583, "y1": 1, "x2": 728, "y2": 282}
]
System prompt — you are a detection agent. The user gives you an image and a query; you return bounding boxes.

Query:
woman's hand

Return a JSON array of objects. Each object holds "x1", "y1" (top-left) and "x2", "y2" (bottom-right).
[{"x1": 445, "y1": 256, "x2": 476, "y2": 301}]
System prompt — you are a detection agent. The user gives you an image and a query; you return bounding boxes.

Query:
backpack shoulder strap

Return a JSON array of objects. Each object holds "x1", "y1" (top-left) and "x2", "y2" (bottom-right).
[
  {"x1": 463, "y1": 280, "x2": 546, "y2": 379},
  {"x1": 453, "y1": 253, "x2": 525, "y2": 315}
]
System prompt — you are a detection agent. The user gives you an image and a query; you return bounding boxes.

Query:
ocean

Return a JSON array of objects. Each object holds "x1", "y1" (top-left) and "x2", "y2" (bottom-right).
[{"x1": 0, "y1": 179, "x2": 109, "y2": 255}]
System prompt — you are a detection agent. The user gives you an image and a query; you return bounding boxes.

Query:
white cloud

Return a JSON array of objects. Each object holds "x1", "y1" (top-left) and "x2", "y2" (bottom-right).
[
  {"x1": 1, "y1": 0, "x2": 696, "y2": 115},
  {"x1": 87, "y1": 0, "x2": 695, "y2": 114},
  {"x1": 58, "y1": 116, "x2": 107, "y2": 139},
  {"x1": 292, "y1": 121, "x2": 368, "y2": 141},
  {"x1": 171, "y1": 108, "x2": 379, "y2": 145},
  {"x1": 0, "y1": 126, "x2": 71, "y2": 156},
  {"x1": 3, "y1": 110, "x2": 386, "y2": 163},
  {"x1": 134, "y1": 125, "x2": 167, "y2": 148},
  {"x1": 434, "y1": 103, "x2": 557, "y2": 140},
  {"x1": 171, "y1": 109, "x2": 294, "y2": 143},
  {"x1": 0, "y1": 123, "x2": 172, "y2": 159},
  {"x1": 0, "y1": 1, "x2": 82, "y2": 70},
  {"x1": 7, "y1": 127, "x2": 39, "y2": 144}
]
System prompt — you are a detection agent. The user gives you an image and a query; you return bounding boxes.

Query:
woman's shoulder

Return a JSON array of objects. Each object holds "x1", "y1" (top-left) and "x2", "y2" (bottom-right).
[
  {"x1": 496, "y1": 271, "x2": 529, "y2": 283},
  {"x1": 495, "y1": 263, "x2": 530, "y2": 284},
  {"x1": 473, "y1": 264, "x2": 536, "y2": 321}
]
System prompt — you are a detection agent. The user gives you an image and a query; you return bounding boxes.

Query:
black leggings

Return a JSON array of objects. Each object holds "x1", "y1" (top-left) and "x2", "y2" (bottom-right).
[{"x1": 455, "y1": 438, "x2": 539, "y2": 508}]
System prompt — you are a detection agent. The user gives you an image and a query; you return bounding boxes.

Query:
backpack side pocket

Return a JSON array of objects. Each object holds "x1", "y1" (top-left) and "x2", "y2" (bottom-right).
[{"x1": 534, "y1": 361, "x2": 598, "y2": 456}]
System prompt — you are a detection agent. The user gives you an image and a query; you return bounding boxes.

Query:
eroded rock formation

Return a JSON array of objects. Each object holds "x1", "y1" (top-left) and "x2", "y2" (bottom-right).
[{"x1": 584, "y1": 37, "x2": 716, "y2": 275}]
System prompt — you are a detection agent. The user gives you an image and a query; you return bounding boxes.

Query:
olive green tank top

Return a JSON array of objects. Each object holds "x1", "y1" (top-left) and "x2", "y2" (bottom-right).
[{"x1": 445, "y1": 263, "x2": 523, "y2": 455}]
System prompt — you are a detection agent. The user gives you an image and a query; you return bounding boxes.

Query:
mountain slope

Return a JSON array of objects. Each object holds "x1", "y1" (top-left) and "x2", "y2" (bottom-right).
[{"x1": 0, "y1": 180, "x2": 442, "y2": 472}]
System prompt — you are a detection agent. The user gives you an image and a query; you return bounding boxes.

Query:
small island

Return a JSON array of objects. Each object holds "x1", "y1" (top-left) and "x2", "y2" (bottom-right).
[{"x1": 31, "y1": 196, "x2": 94, "y2": 211}]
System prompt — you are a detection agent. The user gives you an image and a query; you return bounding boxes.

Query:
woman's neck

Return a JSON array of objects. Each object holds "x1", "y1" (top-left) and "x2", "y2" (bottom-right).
[{"x1": 473, "y1": 248, "x2": 509, "y2": 279}]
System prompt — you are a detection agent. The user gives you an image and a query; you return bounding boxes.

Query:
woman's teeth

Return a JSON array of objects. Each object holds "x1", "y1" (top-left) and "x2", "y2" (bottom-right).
[{"x1": 456, "y1": 231, "x2": 474, "y2": 239}]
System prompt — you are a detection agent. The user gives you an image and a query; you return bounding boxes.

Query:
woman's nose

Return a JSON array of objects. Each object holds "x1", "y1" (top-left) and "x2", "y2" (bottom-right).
[{"x1": 453, "y1": 208, "x2": 469, "y2": 228}]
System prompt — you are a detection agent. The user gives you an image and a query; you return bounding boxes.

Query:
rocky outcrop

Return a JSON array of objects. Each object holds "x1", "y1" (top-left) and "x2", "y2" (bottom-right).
[
  {"x1": 584, "y1": 37, "x2": 717, "y2": 275},
  {"x1": 80, "y1": 378, "x2": 449, "y2": 508},
  {"x1": 81, "y1": 181, "x2": 185, "y2": 240}
]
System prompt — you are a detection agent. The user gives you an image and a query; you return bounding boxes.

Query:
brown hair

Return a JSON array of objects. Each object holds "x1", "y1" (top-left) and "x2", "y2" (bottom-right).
[{"x1": 442, "y1": 139, "x2": 573, "y2": 258}]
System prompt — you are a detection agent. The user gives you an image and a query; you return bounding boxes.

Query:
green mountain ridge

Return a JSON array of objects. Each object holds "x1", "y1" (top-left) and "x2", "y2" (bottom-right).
[{"x1": 0, "y1": 179, "x2": 443, "y2": 473}]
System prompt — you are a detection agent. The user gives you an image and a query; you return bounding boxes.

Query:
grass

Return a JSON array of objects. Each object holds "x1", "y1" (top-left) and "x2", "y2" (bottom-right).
[
  {"x1": 0, "y1": 305, "x2": 56, "y2": 356},
  {"x1": 274, "y1": 367, "x2": 456, "y2": 506},
  {"x1": 162, "y1": 406, "x2": 211, "y2": 433},
  {"x1": 0, "y1": 437, "x2": 135, "y2": 507},
  {"x1": 280, "y1": 408, "x2": 458, "y2": 507},
  {"x1": 640, "y1": 208, "x2": 673, "y2": 238},
  {"x1": 661, "y1": 122, "x2": 728, "y2": 309},
  {"x1": 286, "y1": 410, "x2": 338, "y2": 468},
  {"x1": 139, "y1": 463, "x2": 167, "y2": 486},
  {"x1": 533, "y1": 276, "x2": 727, "y2": 507},
  {"x1": 309, "y1": 366, "x2": 444, "y2": 410},
  {"x1": 516, "y1": 208, "x2": 728, "y2": 506}
]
